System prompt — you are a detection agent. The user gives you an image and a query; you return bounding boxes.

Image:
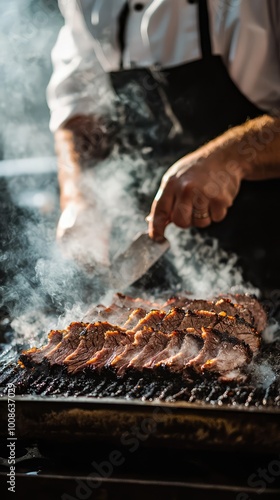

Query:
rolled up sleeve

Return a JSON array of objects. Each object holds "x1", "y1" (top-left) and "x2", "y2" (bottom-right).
[{"x1": 47, "y1": 0, "x2": 112, "y2": 132}]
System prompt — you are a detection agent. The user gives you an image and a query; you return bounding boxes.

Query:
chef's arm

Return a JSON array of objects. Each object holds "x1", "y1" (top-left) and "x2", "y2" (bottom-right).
[
  {"x1": 54, "y1": 114, "x2": 113, "y2": 266},
  {"x1": 213, "y1": 115, "x2": 280, "y2": 181},
  {"x1": 55, "y1": 114, "x2": 113, "y2": 210},
  {"x1": 148, "y1": 115, "x2": 280, "y2": 240}
]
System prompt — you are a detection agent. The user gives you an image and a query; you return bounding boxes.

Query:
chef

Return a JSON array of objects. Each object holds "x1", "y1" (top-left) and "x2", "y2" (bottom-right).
[{"x1": 47, "y1": 0, "x2": 280, "y2": 262}]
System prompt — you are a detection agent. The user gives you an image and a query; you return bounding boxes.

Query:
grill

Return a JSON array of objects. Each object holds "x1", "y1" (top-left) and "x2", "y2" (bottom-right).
[
  {"x1": 1, "y1": 336, "x2": 280, "y2": 455},
  {"x1": 1, "y1": 356, "x2": 280, "y2": 407}
]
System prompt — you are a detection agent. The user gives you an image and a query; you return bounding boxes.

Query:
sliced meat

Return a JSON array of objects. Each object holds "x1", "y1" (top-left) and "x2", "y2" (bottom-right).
[
  {"x1": 184, "y1": 299, "x2": 215, "y2": 312},
  {"x1": 123, "y1": 308, "x2": 147, "y2": 329},
  {"x1": 97, "y1": 304, "x2": 132, "y2": 326},
  {"x1": 128, "y1": 331, "x2": 169, "y2": 370},
  {"x1": 160, "y1": 308, "x2": 186, "y2": 333},
  {"x1": 213, "y1": 298, "x2": 254, "y2": 325},
  {"x1": 213, "y1": 315, "x2": 259, "y2": 353},
  {"x1": 189, "y1": 328, "x2": 252, "y2": 378},
  {"x1": 85, "y1": 329, "x2": 134, "y2": 370},
  {"x1": 65, "y1": 322, "x2": 121, "y2": 374},
  {"x1": 179, "y1": 310, "x2": 217, "y2": 332},
  {"x1": 83, "y1": 303, "x2": 132, "y2": 326},
  {"x1": 180, "y1": 310, "x2": 259, "y2": 354},
  {"x1": 132, "y1": 310, "x2": 166, "y2": 332},
  {"x1": 45, "y1": 322, "x2": 87, "y2": 366},
  {"x1": 185, "y1": 298, "x2": 255, "y2": 326},
  {"x1": 18, "y1": 292, "x2": 265, "y2": 385},
  {"x1": 164, "y1": 333, "x2": 204, "y2": 372},
  {"x1": 20, "y1": 329, "x2": 64, "y2": 367},
  {"x1": 144, "y1": 331, "x2": 185, "y2": 368},
  {"x1": 113, "y1": 293, "x2": 161, "y2": 310},
  {"x1": 111, "y1": 328, "x2": 154, "y2": 376},
  {"x1": 161, "y1": 295, "x2": 192, "y2": 310},
  {"x1": 82, "y1": 304, "x2": 107, "y2": 323},
  {"x1": 222, "y1": 294, "x2": 267, "y2": 331}
]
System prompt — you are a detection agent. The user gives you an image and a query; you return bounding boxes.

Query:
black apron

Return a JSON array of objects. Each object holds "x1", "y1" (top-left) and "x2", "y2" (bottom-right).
[{"x1": 107, "y1": 0, "x2": 280, "y2": 292}]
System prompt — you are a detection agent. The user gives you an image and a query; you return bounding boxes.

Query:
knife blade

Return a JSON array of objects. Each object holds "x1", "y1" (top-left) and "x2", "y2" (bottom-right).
[
  {"x1": 107, "y1": 231, "x2": 170, "y2": 290},
  {"x1": 83, "y1": 232, "x2": 170, "y2": 321}
]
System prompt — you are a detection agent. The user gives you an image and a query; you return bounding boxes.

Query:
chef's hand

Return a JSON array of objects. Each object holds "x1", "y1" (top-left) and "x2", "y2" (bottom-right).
[{"x1": 148, "y1": 146, "x2": 246, "y2": 241}]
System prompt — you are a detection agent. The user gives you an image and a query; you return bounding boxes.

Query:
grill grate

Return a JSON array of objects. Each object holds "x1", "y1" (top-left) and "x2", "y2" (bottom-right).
[{"x1": 1, "y1": 351, "x2": 280, "y2": 407}]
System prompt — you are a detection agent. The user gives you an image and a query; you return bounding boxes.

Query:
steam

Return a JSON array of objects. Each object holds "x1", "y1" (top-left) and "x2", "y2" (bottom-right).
[
  {"x1": 249, "y1": 361, "x2": 276, "y2": 390},
  {"x1": 262, "y1": 320, "x2": 280, "y2": 344},
  {"x1": 0, "y1": 0, "x2": 63, "y2": 160},
  {"x1": 1, "y1": 153, "x2": 279, "y2": 390},
  {"x1": 1, "y1": 148, "x2": 259, "y2": 345}
]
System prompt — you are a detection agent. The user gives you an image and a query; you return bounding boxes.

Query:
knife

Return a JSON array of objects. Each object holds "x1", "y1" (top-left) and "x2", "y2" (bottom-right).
[
  {"x1": 105, "y1": 231, "x2": 170, "y2": 291},
  {"x1": 94, "y1": 232, "x2": 170, "y2": 292},
  {"x1": 83, "y1": 232, "x2": 170, "y2": 321}
]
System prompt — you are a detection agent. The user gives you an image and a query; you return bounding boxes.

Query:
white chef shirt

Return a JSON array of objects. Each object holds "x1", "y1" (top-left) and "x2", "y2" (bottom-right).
[{"x1": 47, "y1": 0, "x2": 280, "y2": 132}]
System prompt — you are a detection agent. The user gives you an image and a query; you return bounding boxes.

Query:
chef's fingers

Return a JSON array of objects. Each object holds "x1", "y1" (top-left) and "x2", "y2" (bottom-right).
[
  {"x1": 210, "y1": 200, "x2": 228, "y2": 223},
  {"x1": 191, "y1": 188, "x2": 211, "y2": 228},
  {"x1": 148, "y1": 183, "x2": 175, "y2": 241},
  {"x1": 170, "y1": 196, "x2": 193, "y2": 228},
  {"x1": 191, "y1": 211, "x2": 212, "y2": 228}
]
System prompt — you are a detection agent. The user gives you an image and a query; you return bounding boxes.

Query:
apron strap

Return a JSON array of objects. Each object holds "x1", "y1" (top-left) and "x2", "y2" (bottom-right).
[
  {"x1": 118, "y1": 2, "x2": 129, "y2": 68},
  {"x1": 198, "y1": 0, "x2": 212, "y2": 58},
  {"x1": 118, "y1": 1, "x2": 213, "y2": 64}
]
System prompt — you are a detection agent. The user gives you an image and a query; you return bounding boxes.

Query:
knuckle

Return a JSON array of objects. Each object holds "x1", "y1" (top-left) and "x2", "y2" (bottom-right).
[
  {"x1": 162, "y1": 173, "x2": 175, "y2": 187},
  {"x1": 215, "y1": 195, "x2": 231, "y2": 208},
  {"x1": 180, "y1": 181, "x2": 193, "y2": 197}
]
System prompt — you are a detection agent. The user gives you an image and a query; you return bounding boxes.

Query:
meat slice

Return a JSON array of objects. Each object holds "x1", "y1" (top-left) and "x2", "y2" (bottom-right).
[
  {"x1": 123, "y1": 308, "x2": 147, "y2": 329},
  {"x1": 45, "y1": 322, "x2": 87, "y2": 366},
  {"x1": 111, "y1": 328, "x2": 154, "y2": 376},
  {"x1": 161, "y1": 295, "x2": 192, "y2": 310},
  {"x1": 128, "y1": 331, "x2": 169, "y2": 370},
  {"x1": 184, "y1": 299, "x2": 215, "y2": 312},
  {"x1": 113, "y1": 293, "x2": 162, "y2": 310},
  {"x1": 179, "y1": 310, "x2": 259, "y2": 354},
  {"x1": 20, "y1": 329, "x2": 64, "y2": 367},
  {"x1": 85, "y1": 329, "x2": 134, "y2": 370},
  {"x1": 160, "y1": 308, "x2": 186, "y2": 333},
  {"x1": 224, "y1": 294, "x2": 267, "y2": 332},
  {"x1": 132, "y1": 310, "x2": 166, "y2": 332},
  {"x1": 188, "y1": 328, "x2": 252, "y2": 381},
  {"x1": 184, "y1": 298, "x2": 255, "y2": 326},
  {"x1": 144, "y1": 331, "x2": 185, "y2": 368},
  {"x1": 213, "y1": 314, "x2": 260, "y2": 353},
  {"x1": 82, "y1": 304, "x2": 107, "y2": 323},
  {"x1": 64, "y1": 322, "x2": 121, "y2": 374},
  {"x1": 164, "y1": 333, "x2": 204, "y2": 372},
  {"x1": 179, "y1": 310, "x2": 217, "y2": 332},
  {"x1": 97, "y1": 304, "x2": 132, "y2": 326},
  {"x1": 213, "y1": 298, "x2": 254, "y2": 325},
  {"x1": 84, "y1": 301, "x2": 136, "y2": 326}
]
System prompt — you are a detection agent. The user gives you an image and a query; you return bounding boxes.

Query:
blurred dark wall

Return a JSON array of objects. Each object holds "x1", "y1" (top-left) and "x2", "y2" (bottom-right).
[{"x1": 0, "y1": 0, "x2": 63, "y2": 160}]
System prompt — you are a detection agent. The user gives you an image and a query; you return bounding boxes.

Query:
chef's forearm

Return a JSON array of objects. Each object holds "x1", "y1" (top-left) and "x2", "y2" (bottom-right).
[
  {"x1": 54, "y1": 114, "x2": 113, "y2": 209},
  {"x1": 55, "y1": 126, "x2": 83, "y2": 209},
  {"x1": 207, "y1": 115, "x2": 280, "y2": 181},
  {"x1": 237, "y1": 115, "x2": 280, "y2": 180}
]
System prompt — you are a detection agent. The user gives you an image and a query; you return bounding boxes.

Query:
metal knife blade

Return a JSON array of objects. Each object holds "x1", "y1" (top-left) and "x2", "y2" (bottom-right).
[
  {"x1": 82, "y1": 232, "x2": 170, "y2": 321},
  {"x1": 108, "y1": 231, "x2": 170, "y2": 290}
]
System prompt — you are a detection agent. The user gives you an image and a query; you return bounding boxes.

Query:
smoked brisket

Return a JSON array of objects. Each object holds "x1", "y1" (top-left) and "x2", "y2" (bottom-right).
[{"x1": 19, "y1": 293, "x2": 267, "y2": 382}]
